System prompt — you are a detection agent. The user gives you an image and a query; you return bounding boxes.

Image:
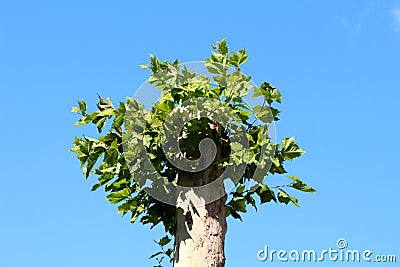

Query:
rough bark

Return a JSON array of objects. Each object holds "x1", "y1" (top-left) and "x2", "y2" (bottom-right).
[
  {"x1": 173, "y1": 120, "x2": 228, "y2": 267},
  {"x1": 173, "y1": 168, "x2": 227, "y2": 267}
]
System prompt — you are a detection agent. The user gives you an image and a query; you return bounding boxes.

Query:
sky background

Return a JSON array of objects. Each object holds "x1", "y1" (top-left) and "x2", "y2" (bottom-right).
[{"x1": 1, "y1": 0, "x2": 399, "y2": 266}]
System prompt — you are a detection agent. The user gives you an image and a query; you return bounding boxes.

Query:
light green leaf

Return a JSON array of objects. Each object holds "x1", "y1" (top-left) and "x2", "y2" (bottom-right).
[
  {"x1": 217, "y1": 38, "x2": 229, "y2": 54},
  {"x1": 252, "y1": 82, "x2": 282, "y2": 104},
  {"x1": 143, "y1": 134, "x2": 152, "y2": 147},
  {"x1": 281, "y1": 137, "x2": 304, "y2": 160},
  {"x1": 95, "y1": 117, "x2": 107, "y2": 132},
  {"x1": 253, "y1": 105, "x2": 273, "y2": 123},
  {"x1": 229, "y1": 48, "x2": 248, "y2": 67},
  {"x1": 97, "y1": 109, "x2": 115, "y2": 117},
  {"x1": 107, "y1": 188, "x2": 131, "y2": 204},
  {"x1": 211, "y1": 51, "x2": 225, "y2": 63},
  {"x1": 252, "y1": 87, "x2": 264, "y2": 98},
  {"x1": 74, "y1": 112, "x2": 98, "y2": 126}
]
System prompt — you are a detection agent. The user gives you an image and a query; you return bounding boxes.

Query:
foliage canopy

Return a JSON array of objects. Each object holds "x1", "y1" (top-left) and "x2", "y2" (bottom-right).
[{"x1": 70, "y1": 39, "x2": 315, "y2": 264}]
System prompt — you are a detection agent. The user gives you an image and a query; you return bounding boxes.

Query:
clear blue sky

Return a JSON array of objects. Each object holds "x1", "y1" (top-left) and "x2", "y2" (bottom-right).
[{"x1": 1, "y1": 1, "x2": 399, "y2": 266}]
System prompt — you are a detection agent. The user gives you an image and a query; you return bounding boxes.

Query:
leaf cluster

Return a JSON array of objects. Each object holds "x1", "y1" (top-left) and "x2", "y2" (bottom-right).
[{"x1": 70, "y1": 39, "x2": 316, "y2": 262}]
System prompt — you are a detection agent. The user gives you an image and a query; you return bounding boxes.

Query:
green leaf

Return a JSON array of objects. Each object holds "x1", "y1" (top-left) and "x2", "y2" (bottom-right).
[
  {"x1": 288, "y1": 176, "x2": 316, "y2": 193},
  {"x1": 278, "y1": 189, "x2": 300, "y2": 207},
  {"x1": 252, "y1": 82, "x2": 282, "y2": 104},
  {"x1": 287, "y1": 175, "x2": 300, "y2": 182},
  {"x1": 149, "y1": 251, "x2": 163, "y2": 259},
  {"x1": 71, "y1": 106, "x2": 79, "y2": 113},
  {"x1": 229, "y1": 197, "x2": 247, "y2": 213},
  {"x1": 78, "y1": 100, "x2": 87, "y2": 115},
  {"x1": 74, "y1": 112, "x2": 98, "y2": 126},
  {"x1": 281, "y1": 137, "x2": 304, "y2": 160},
  {"x1": 143, "y1": 134, "x2": 153, "y2": 147},
  {"x1": 131, "y1": 208, "x2": 143, "y2": 223},
  {"x1": 95, "y1": 117, "x2": 107, "y2": 132},
  {"x1": 211, "y1": 52, "x2": 225, "y2": 63},
  {"x1": 244, "y1": 193, "x2": 257, "y2": 210},
  {"x1": 70, "y1": 40, "x2": 315, "y2": 256},
  {"x1": 158, "y1": 236, "x2": 171, "y2": 246},
  {"x1": 107, "y1": 188, "x2": 131, "y2": 204},
  {"x1": 271, "y1": 88, "x2": 282, "y2": 103},
  {"x1": 235, "y1": 108, "x2": 251, "y2": 122},
  {"x1": 97, "y1": 109, "x2": 115, "y2": 117},
  {"x1": 236, "y1": 184, "x2": 245, "y2": 194},
  {"x1": 97, "y1": 95, "x2": 114, "y2": 111},
  {"x1": 165, "y1": 248, "x2": 173, "y2": 257},
  {"x1": 252, "y1": 87, "x2": 264, "y2": 98},
  {"x1": 217, "y1": 38, "x2": 229, "y2": 54},
  {"x1": 229, "y1": 48, "x2": 248, "y2": 67},
  {"x1": 230, "y1": 142, "x2": 243, "y2": 151},
  {"x1": 82, "y1": 148, "x2": 104, "y2": 179},
  {"x1": 226, "y1": 206, "x2": 242, "y2": 221},
  {"x1": 91, "y1": 183, "x2": 101, "y2": 191},
  {"x1": 256, "y1": 184, "x2": 277, "y2": 204},
  {"x1": 111, "y1": 101, "x2": 125, "y2": 131},
  {"x1": 118, "y1": 199, "x2": 134, "y2": 215},
  {"x1": 253, "y1": 105, "x2": 273, "y2": 123}
]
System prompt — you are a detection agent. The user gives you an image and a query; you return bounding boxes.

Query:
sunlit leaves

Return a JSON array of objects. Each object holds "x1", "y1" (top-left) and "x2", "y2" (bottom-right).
[
  {"x1": 281, "y1": 137, "x2": 304, "y2": 160},
  {"x1": 149, "y1": 54, "x2": 169, "y2": 73},
  {"x1": 229, "y1": 48, "x2": 248, "y2": 67},
  {"x1": 278, "y1": 189, "x2": 300, "y2": 207},
  {"x1": 111, "y1": 101, "x2": 125, "y2": 132},
  {"x1": 97, "y1": 95, "x2": 114, "y2": 111},
  {"x1": 253, "y1": 82, "x2": 282, "y2": 105},
  {"x1": 253, "y1": 105, "x2": 274, "y2": 123},
  {"x1": 70, "y1": 39, "x2": 315, "y2": 264},
  {"x1": 217, "y1": 38, "x2": 229, "y2": 55},
  {"x1": 74, "y1": 96, "x2": 116, "y2": 131},
  {"x1": 288, "y1": 176, "x2": 316, "y2": 193},
  {"x1": 107, "y1": 188, "x2": 131, "y2": 204},
  {"x1": 70, "y1": 137, "x2": 106, "y2": 179},
  {"x1": 74, "y1": 112, "x2": 98, "y2": 126}
]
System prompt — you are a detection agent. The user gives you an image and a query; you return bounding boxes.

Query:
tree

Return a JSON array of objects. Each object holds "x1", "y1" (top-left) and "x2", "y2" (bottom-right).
[{"x1": 70, "y1": 39, "x2": 315, "y2": 267}]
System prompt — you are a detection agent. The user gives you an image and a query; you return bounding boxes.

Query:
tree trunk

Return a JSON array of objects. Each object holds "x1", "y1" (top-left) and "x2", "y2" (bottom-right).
[{"x1": 173, "y1": 163, "x2": 227, "y2": 267}]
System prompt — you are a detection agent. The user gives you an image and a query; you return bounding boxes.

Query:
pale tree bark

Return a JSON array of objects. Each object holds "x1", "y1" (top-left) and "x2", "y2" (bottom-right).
[
  {"x1": 173, "y1": 128, "x2": 227, "y2": 267},
  {"x1": 173, "y1": 168, "x2": 227, "y2": 267}
]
